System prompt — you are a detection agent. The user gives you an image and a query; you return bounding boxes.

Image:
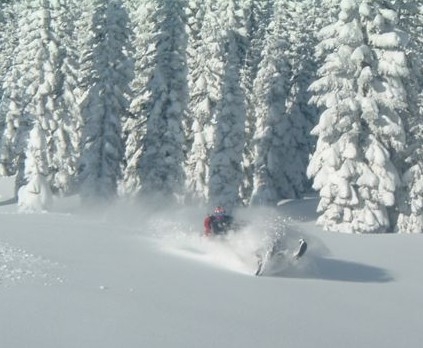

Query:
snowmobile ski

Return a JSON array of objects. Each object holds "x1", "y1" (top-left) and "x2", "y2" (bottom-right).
[
  {"x1": 255, "y1": 238, "x2": 307, "y2": 277},
  {"x1": 292, "y1": 238, "x2": 307, "y2": 260}
]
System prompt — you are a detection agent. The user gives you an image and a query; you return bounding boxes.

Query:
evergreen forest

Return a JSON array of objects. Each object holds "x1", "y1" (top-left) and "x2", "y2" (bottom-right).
[{"x1": 0, "y1": 0, "x2": 422, "y2": 233}]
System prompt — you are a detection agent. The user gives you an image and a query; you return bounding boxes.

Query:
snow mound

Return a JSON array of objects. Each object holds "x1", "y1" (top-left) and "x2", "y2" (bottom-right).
[
  {"x1": 159, "y1": 228, "x2": 263, "y2": 275},
  {"x1": 0, "y1": 241, "x2": 64, "y2": 287}
]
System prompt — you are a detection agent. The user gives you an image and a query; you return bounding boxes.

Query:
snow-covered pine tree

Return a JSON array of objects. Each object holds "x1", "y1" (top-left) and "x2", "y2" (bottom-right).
[
  {"x1": 396, "y1": 152, "x2": 423, "y2": 233},
  {"x1": 360, "y1": 0, "x2": 410, "y2": 228},
  {"x1": 138, "y1": 0, "x2": 188, "y2": 205},
  {"x1": 73, "y1": 0, "x2": 96, "y2": 90},
  {"x1": 79, "y1": 0, "x2": 134, "y2": 202},
  {"x1": 50, "y1": 0, "x2": 83, "y2": 196},
  {"x1": 208, "y1": 0, "x2": 248, "y2": 210},
  {"x1": 249, "y1": 0, "x2": 291, "y2": 205},
  {"x1": 18, "y1": 0, "x2": 80, "y2": 197},
  {"x1": 0, "y1": 1, "x2": 17, "y2": 115},
  {"x1": 393, "y1": 2, "x2": 423, "y2": 233},
  {"x1": 0, "y1": 0, "x2": 69, "y2": 196},
  {"x1": 185, "y1": 0, "x2": 225, "y2": 204},
  {"x1": 394, "y1": 1, "x2": 423, "y2": 118},
  {"x1": 359, "y1": 1, "x2": 408, "y2": 154},
  {"x1": 17, "y1": 122, "x2": 52, "y2": 212},
  {"x1": 0, "y1": 0, "x2": 31, "y2": 178},
  {"x1": 308, "y1": 0, "x2": 408, "y2": 233},
  {"x1": 120, "y1": 0, "x2": 158, "y2": 197},
  {"x1": 239, "y1": 0, "x2": 273, "y2": 205},
  {"x1": 1, "y1": 0, "x2": 79, "y2": 197},
  {"x1": 283, "y1": 0, "x2": 321, "y2": 196},
  {"x1": 0, "y1": 2, "x2": 12, "y2": 174}
]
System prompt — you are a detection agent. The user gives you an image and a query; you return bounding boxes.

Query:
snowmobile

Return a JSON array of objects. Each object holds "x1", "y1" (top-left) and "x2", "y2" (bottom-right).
[
  {"x1": 204, "y1": 207, "x2": 307, "y2": 276},
  {"x1": 254, "y1": 233, "x2": 307, "y2": 276}
]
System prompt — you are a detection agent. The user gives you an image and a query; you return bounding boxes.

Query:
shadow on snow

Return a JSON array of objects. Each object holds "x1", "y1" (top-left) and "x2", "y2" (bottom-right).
[
  {"x1": 264, "y1": 256, "x2": 394, "y2": 283},
  {"x1": 0, "y1": 197, "x2": 17, "y2": 206}
]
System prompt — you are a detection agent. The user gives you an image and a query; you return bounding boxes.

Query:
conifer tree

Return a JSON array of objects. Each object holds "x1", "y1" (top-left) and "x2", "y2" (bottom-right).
[
  {"x1": 208, "y1": 0, "x2": 248, "y2": 210},
  {"x1": 185, "y1": 0, "x2": 225, "y2": 203},
  {"x1": 0, "y1": 1, "x2": 63, "y2": 195},
  {"x1": 308, "y1": 0, "x2": 408, "y2": 233},
  {"x1": 393, "y1": 2, "x2": 423, "y2": 233},
  {"x1": 0, "y1": 1, "x2": 16, "y2": 118},
  {"x1": 17, "y1": 122, "x2": 52, "y2": 212},
  {"x1": 239, "y1": 0, "x2": 273, "y2": 205},
  {"x1": 51, "y1": 0, "x2": 83, "y2": 195},
  {"x1": 79, "y1": 0, "x2": 134, "y2": 202},
  {"x1": 138, "y1": 0, "x2": 188, "y2": 204},
  {"x1": 0, "y1": 0, "x2": 33, "y2": 179},
  {"x1": 0, "y1": 0, "x2": 81, "y2": 200},
  {"x1": 284, "y1": 0, "x2": 321, "y2": 193},
  {"x1": 121, "y1": 0, "x2": 158, "y2": 197},
  {"x1": 250, "y1": 0, "x2": 291, "y2": 205}
]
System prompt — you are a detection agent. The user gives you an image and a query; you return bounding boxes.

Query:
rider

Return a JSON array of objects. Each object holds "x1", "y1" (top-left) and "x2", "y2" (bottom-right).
[{"x1": 204, "y1": 206, "x2": 234, "y2": 236}]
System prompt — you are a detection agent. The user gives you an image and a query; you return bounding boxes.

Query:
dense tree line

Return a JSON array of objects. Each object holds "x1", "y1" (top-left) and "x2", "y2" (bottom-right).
[{"x1": 0, "y1": 0, "x2": 422, "y2": 233}]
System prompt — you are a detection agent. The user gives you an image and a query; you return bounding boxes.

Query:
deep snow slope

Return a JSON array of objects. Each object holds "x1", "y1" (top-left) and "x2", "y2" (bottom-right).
[{"x1": 0, "y1": 181, "x2": 422, "y2": 348}]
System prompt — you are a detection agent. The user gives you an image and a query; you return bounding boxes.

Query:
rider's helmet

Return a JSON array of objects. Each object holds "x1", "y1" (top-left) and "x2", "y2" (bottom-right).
[
  {"x1": 214, "y1": 206, "x2": 225, "y2": 214},
  {"x1": 214, "y1": 206, "x2": 225, "y2": 221}
]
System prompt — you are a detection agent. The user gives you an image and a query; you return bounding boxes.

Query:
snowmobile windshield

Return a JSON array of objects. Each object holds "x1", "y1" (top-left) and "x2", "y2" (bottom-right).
[{"x1": 215, "y1": 213, "x2": 225, "y2": 221}]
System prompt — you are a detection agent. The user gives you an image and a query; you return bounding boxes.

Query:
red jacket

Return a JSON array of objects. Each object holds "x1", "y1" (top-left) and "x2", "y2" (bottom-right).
[
  {"x1": 204, "y1": 216, "x2": 212, "y2": 236},
  {"x1": 204, "y1": 214, "x2": 233, "y2": 236}
]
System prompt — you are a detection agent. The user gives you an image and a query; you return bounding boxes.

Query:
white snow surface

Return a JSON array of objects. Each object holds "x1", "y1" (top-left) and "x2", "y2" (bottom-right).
[{"x1": 0, "y1": 178, "x2": 422, "y2": 348}]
